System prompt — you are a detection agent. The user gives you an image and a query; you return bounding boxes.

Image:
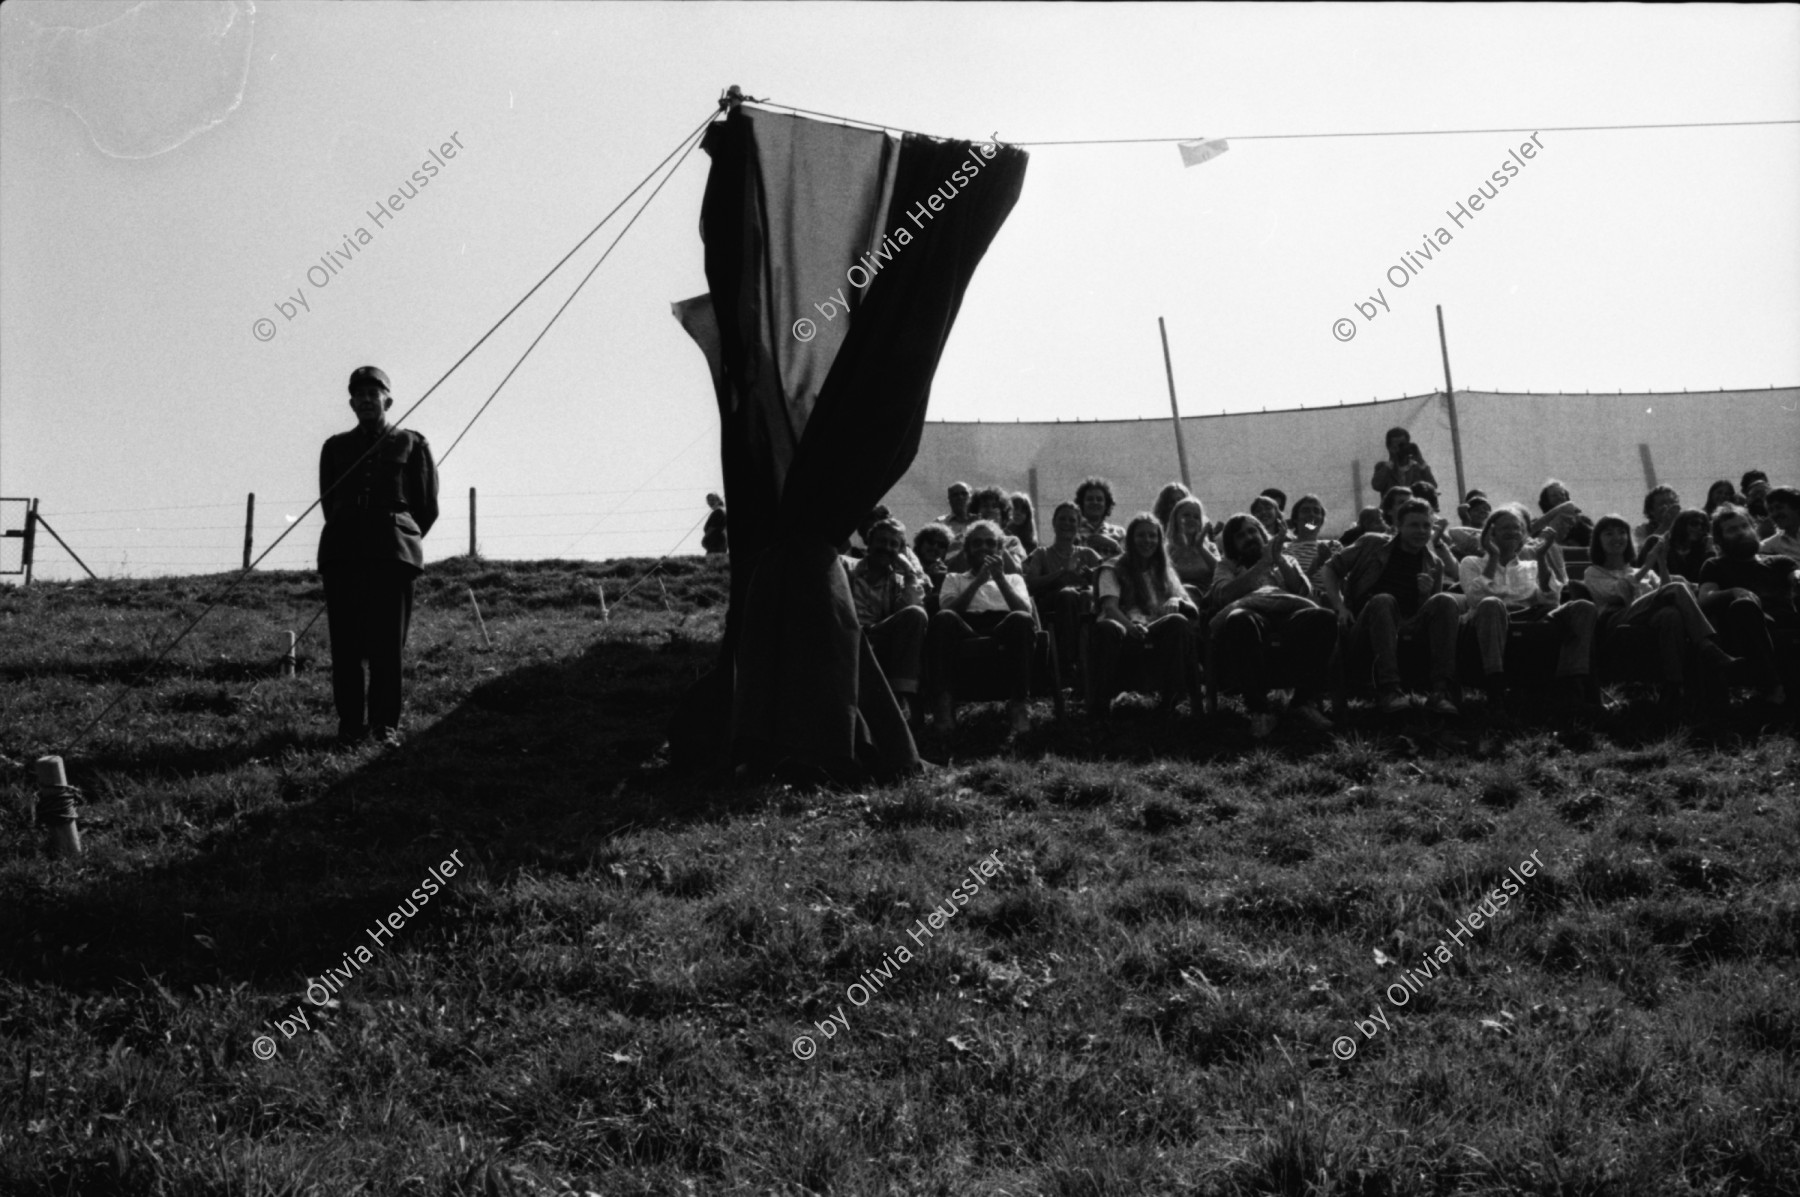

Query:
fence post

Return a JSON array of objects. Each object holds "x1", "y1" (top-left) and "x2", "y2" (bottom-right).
[
  {"x1": 243, "y1": 493, "x2": 255, "y2": 570},
  {"x1": 469, "y1": 487, "x2": 477, "y2": 558},
  {"x1": 23, "y1": 499, "x2": 38, "y2": 585}
]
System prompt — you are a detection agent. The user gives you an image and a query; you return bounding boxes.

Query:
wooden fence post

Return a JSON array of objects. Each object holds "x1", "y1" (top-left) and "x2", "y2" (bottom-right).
[{"x1": 243, "y1": 493, "x2": 255, "y2": 570}]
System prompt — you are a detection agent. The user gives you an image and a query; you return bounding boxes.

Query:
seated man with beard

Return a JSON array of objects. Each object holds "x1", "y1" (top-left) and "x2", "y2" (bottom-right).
[
  {"x1": 847, "y1": 518, "x2": 929, "y2": 723},
  {"x1": 927, "y1": 520, "x2": 1038, "y2": 734},
  {"x1": 1698, "y1": 503, "x2": 1798, "y2": 705},
  {"x1": 1090, "y1": 513, "x2": 1198, "y2": 715},
  {"x1": 1206, "y1": 513, "x2": 1339, "y2": 737}
]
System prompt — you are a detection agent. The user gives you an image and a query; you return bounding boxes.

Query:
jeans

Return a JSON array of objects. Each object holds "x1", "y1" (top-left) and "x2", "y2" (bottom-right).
[
  {"x1": 864, "y1": 605, "x2": 928, "y2": 694},
  {"x1": 1463, "y1": 596, "x2": 1596, "y2": 677},
  {"x1": 927, "y1": 608, "x2": 1036, "y2": 701},
  {"x1": 1211, "y1": 606, "x2": 1338, "y2": 711},
  {"x1": 1347, "y1": 591, "x2": 1462, "y2": 690},
  {"x1": 1090, "y1": 614, "x2": 1194, "y2": 707}
]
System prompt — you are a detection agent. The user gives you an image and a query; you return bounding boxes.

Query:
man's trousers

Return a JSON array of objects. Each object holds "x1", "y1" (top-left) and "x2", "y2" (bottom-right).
[{"x1": 323, "y1": 561, "x2": 416, "y2": 736}]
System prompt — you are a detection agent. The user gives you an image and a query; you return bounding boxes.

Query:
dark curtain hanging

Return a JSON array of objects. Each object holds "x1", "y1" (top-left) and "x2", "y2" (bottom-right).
[{"x1": 670, "y1": 106, "x2": 1027, "y2": 781}]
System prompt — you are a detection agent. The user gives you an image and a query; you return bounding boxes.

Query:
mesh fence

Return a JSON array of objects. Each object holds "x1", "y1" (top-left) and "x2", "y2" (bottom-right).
[{"x1": 885, "y1": 387, "x2": 1800, "y2": 536}]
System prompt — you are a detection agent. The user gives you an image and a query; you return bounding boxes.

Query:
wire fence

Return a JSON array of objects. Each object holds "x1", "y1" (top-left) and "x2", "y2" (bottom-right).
[{"x1": 5, "y1": 489, "x2": 718, "y2": 580}]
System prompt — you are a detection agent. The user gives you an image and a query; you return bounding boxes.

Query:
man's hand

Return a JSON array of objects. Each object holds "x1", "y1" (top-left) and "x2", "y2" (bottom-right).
[{"x1": 1417, "y1": 572, "x2": 1435, "y2": 596}]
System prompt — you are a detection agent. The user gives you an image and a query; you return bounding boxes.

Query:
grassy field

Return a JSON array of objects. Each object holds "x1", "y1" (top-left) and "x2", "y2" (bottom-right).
[{"x1": 2, "y1": 555, "x2": 1798, "y2": 1196}]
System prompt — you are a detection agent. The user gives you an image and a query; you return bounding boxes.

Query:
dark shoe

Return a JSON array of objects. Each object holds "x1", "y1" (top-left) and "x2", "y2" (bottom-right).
[{"x1": 336, "y1": 724, "x2": 368, "y2": 746}]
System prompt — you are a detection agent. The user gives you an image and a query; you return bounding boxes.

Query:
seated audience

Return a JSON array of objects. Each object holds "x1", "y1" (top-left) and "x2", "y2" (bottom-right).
[
  {"x1": 1742, "y1": 470, "x2": 1776, "y2": 538},
  {"x1": 1322, "y1": 497, "x2": 1462, "y2": 715},
  {"x1": 1458, "y1": 503, "x2": 1598, "y2": 711},
  {"x1": 1207, "y1": 513, "x2": 1338, "y2": 737},
  {"x1": 1585, "y1": 515, "x2": 1735, "y2": 716},
  {"x1": 1371, "y1": 428, "x2": 1438, "y2": 495},
  {"x1": 844, "y1": 504, "x2": 892, "y2": 558},
  {"x1": 1703, "y1": 480, "x2": 1741, "y2": 514},
  {"x1": 1152, "y1": 481, "x2": 1193, "y2": 528},
  {"x1": 912, "y1": 524, "x2": 952, "y2": 614},
  {"x1": 947, "y1": 486, "x2": 1027, "y2": 571},
  {"x1": 1091, "y1": 514, "x2": 1198, "y2": 715},
  {"x1": 1698, "y1": 504, "x2": 1797, "y2": 704},
  {"x1": 1644, "y1": 508, "x2": 1713, "y2": 584},
  {"x1": 939, "y1": 482, "x2": 974, "y2": 547},
  {"x1": 1760, "y1": 486, "x2": 1800, "y2": 563},
  {"x1": 1532, "y1": 479, "x2": 1593, "y2": 549},
  {"x1": 927, "y1": 520, "x2": 1037, "y2": 734},
  {"x1": 1260, "y1": 487, "x2": 1288, "y2": 515},
  {"x1": 847, "y1": 518, "x2": 929, "y2": 722},
  {"x1": 1008, "y1": 492, "x2": 1040, "y2": 555},
  {"x1": 1448, "y1": 489, "x2": 1493, "y2": 559},
  {"x1": 1075, "y1": 477, "x2": 1126, "y2": 557},
  {"x1": 1340, "y1": 506, "x2": 1388, "y2": 546},
  {"x1": 1284, "y1": 493, "x2": 1342, "y2": 599},
  {"x1": 1634, "y1": 485, "x2": 1682, "y2": 561},
  {"x1": 1164, "y1": 496, "x2": 1219, "y2": 606},
  {"x1": 1250, "y1": 494, "x2": 1285, "y2": 538},
  {"x1": 1023, "y1": 502, "x2": 1104, "y2": 677}
]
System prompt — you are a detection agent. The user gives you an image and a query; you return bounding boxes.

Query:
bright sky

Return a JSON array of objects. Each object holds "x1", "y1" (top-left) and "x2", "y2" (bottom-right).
[{"x1": 3, "y1": 1, "x2": 1797, "y2": 582}]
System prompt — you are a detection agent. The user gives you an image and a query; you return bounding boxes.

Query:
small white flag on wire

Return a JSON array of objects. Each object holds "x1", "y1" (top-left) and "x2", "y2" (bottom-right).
[{"x1": 1178, "y1": 138, "x2": 1230, "y2": 167}]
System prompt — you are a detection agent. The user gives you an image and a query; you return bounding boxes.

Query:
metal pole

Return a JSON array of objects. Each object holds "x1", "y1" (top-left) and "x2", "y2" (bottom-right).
[
  {"x1": 1638, "y1": 443, "x2": 1658, "y2": 490},
  {"x1": 33, "y1": 512, "x2": 97, "y2": 581},
  {"x1": 469, "y1": 487, "x2": 477, "y2": 558},
  {"x1": 242, "y1": 493, "x2": 255, "y2": 570},
  {"x1": 1157, "y1": 317, "x2": 1193, "y2": 490},
  {"x1": 23, "y1": 499, "x2": 37, "y2": 585},
  {"x1": 1436, "y1": 305, "x2": 1468, "y2": 503},
  {"x1": 1026, "y1": 467, "x2": 1040, "y2": 537}
]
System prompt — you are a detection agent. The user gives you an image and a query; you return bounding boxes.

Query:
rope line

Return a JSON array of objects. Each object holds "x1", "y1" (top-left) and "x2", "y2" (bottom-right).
[
  {"x1": 745, "y1": 101, "x2": 1800, "y2": 145},
  {"x1": 556, "y1": 428, "x2": 712, "y2": 556},
  {"x1": 57, "y1": 106, "x2": 723, "y2": 757},
  {"x1": 438, "y1": 114, "x2": 715, "y2": 464}
]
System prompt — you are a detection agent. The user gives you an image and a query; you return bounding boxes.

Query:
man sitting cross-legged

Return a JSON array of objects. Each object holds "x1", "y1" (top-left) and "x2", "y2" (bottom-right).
[
  {"x1": 1023, "y1": 501, "x2": 1104, "y2": 682},
  {"x1": 847, "y1": 517, "x2": 929, "y2": 724},
  {"x1": 1090, "y1": 513, "x2": 1198, "y2": 716},
  {"x1": 1458, "y1": 502, "x2": 1598, "y2": 713},
  {"x1": 1698, "y1": 503, "x2": 1798, "y2": 705},
  {"x1": 1207, "y1": 513, "x2": 1339, "y2": 738},
  {"x1": 1322, "y1": 496, "x2": 1463, "y2": 716},
  {"x1": 927, "y1": 519, "x2": 1038, "y2": 734}
]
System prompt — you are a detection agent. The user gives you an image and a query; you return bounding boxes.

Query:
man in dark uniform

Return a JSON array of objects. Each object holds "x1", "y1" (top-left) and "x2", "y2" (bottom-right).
[{"x1": 318, "y1": 366, "x2": 439, "y2": 746}]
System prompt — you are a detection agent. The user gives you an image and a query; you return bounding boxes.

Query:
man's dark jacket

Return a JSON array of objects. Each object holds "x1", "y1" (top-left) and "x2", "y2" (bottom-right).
[{"x1": 317, "y1": 424, "x2": 439, "y2": 572}]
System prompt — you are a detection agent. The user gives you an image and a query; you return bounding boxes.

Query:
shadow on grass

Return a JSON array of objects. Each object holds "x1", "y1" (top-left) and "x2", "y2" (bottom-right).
[{"x1": 1, "y1": 629, "x2": 737, "y2": 1002}]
